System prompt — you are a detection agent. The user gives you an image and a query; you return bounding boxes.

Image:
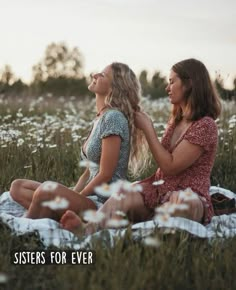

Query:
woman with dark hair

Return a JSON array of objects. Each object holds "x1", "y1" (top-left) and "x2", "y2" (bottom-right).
[{"x1": 60, "y1": 58, "x2": 222, "y2": 233}]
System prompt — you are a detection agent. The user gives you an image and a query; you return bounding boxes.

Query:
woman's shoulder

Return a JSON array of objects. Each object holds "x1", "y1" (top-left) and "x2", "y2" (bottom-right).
[
  {"x1": 193, "y1": 116, "x2": 217, "y2": 130},
  {"x1": 184, "y1": 116, "x2": 218, "y2": 149},
  {"x1": 102, "y1": 109, "x2": 128, "y2": 123}
]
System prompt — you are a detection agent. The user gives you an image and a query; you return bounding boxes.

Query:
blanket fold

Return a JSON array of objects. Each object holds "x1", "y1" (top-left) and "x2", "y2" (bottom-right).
[{"x1": 1, "y1": 186, "x2": 236, "y2": 249}]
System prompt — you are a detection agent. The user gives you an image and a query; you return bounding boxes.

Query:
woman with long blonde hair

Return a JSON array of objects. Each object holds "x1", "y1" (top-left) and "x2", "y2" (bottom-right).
[
  {"x1": 61, "y1": 58, "x2": 222, "y2": 234},
  {"x1": 10, "y1": 62, "x2": 148, "y2": 220}
]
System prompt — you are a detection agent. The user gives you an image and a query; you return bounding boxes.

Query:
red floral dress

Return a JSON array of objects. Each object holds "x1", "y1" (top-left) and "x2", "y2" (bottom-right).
[{"x1": 139, "y1": 116, "x2": 218, "y2": 224}]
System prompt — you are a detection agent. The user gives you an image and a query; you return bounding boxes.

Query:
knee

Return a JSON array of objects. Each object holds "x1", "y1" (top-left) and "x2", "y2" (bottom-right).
[
  {"x1": 32, "y1": 183, "x2": 55, "y2": 203},
  {"x1": 189, "y1": 199, "x2": 204, "y2": 222},
  {"x1": 10, "y1": 179, "x2": 25, "y2": 202}
]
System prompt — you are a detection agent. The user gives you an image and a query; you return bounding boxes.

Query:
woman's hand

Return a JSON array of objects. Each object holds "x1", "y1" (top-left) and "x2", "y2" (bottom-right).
[{"x1": 134, "y1": 111, "x2": 154, "y2": 132}]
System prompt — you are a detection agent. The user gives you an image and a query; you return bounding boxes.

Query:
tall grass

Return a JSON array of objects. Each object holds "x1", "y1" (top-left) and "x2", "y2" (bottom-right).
[{"x1": 0, "y1": 95, "x2": 236, "y2": 290}]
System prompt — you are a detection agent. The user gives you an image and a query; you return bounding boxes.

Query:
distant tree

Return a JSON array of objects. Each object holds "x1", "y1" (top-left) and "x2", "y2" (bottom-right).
[
  {"x1": 11, "y1": 79, "x2": 28, "y2": 95},
  {"x1": 139, "y1": 70, "x2": 150, "y2": 96},
  {"x1": 31, "y1": 42, "x2": 88, "y2": 97},
  {"x1": 149, "y1": 71, "x2": 167, "y2": 99},
  {"x1": 214, "y1": 77, "x2": 235, "y2": 101},
  {"x1": 32, "y1": 42, "x2": 84, "y2": 81},
  {"x1": 0, "y1": 65, "x2": 28, "y2": 97},
  {"x1": 0, "y1": 65, "x2": 15, "y2": 85}
]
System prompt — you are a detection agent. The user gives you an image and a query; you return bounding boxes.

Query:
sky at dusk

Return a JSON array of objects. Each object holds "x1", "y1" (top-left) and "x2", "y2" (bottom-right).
[{"x1": 0, "y1": 0, "x2": 235, "y2": 88}]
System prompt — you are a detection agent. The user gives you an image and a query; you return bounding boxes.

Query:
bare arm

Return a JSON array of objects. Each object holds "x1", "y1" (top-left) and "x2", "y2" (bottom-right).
[
  {"x1": 73, "y1": 168, "x2": 90, "y2": 192},
  {"x1": 135, "y1": 112, "x2": 203, "y2": 176},
  {"x1": 80, "y1": 135, "x2": 121, "y2": 196}
]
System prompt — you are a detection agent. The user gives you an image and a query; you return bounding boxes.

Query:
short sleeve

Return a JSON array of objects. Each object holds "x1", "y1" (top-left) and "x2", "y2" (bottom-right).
[
  {"x1": 184, "y1": 117, "x2": 218, "y2": 151},
  {"x1": 99, "y1": 110, "x2": 129, "y2": 140}
]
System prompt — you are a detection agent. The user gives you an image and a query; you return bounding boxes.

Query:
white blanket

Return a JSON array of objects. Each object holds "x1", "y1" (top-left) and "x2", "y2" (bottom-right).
[{"x1": 0, "y1": 186, "x2": 236, "y2": 249}]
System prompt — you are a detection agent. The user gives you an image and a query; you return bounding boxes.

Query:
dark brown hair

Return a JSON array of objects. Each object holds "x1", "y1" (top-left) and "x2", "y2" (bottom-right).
[{"x1": 171, "y1": 58, "x2": 221, "y2": 123}]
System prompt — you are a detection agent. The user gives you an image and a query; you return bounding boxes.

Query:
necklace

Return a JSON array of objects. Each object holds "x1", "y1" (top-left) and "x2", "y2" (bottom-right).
[{"x1": 96, "y1": 106, "x2": 108, "y2": 117}]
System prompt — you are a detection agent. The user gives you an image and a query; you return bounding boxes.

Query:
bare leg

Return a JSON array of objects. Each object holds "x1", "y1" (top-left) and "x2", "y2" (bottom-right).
[
  {"x1": 10, "y1": 179, "x2": 41, "y2": 209},
  {"x1": 83, "y1": 190, "x2": 152, "y2": 235},
  {"x1": 168, "y1": 191, "x2": 204, "y2": 222},
  {"x1": 26, "y1": 182, "x2": 96, "y2": 220}
]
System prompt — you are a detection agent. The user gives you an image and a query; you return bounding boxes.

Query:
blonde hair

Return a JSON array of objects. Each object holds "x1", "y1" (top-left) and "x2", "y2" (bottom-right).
[{"x1": 104, "y1": 62, "x2": 150, "y2": 177}]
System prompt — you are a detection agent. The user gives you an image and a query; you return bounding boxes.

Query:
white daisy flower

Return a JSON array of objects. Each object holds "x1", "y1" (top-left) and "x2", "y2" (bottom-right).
[
  {"x1": 41, "y1": 181, "x2": 58, "y2": 192},
  {"x1": 121, "y1": 180, "x2": 143, "y2": 192},
  {"x1": 79, "y1": 160, "x2": 97, "y2": 168},
  {"x1": 83, "y1": 210, "x2": 105, "y2": 223},
  {"x1": 152, "y1": 179, "x2": 165, "y2": 186},
  {"x1": 17, "y1": 138, "x2": 24, "y2": 146},
  {"x1": 143, "y1": 236, "x2": 161, "y2": 248},
  {"x1": 23, "y1": 165, "x2": 32, "y2": 169},
  {"x1": 179, "y1": 188, "x2": 199, "y2": 201},
  {"x1": 155, "y1": 204, "x2": 175, "y2": 215},
  {"x1": 48, "y1": 144, "x2": 57, "y2": 148},
  {"x1": 94, "y1": 183, "x2": 113, "y2": 198},
  {"x1": 106, "y1": 218, "x2": 129, "y2": 228},
  {"x1": 155, "y1": 203, "x2": 189, "y2": 215},
  {"x1": 111, "y1": 192, "x2": 126, "y2": 201},
  {"x1": 0, "y1": 273, "x2": 8, "y2": 283},
  {"x1": 115, "y1": 210, "x2": 126, "y2": 217},
  {"x1": 154, "y1": 213, "x2": 171, "y2": 224},
  {"x1": 41, "y1": 196, "x2": 69, "y2": 210},
  {"x1": 173, "y1": 204, "x2": 190, "y2": 211},
  {"x1": 162, "y1": 228, "x2": 176, "y2": 235}
]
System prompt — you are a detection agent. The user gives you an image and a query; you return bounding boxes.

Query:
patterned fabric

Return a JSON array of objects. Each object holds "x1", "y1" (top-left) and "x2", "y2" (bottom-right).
[
  {"x1": 139, "y1": 116, "x2": 218, "y2": 225},
  {"x1": 1, "y1": 187, "x2": 236, "y2": 249},
  {"x1": 81, "y1": 109, "x2": 130, "y2": 201}
]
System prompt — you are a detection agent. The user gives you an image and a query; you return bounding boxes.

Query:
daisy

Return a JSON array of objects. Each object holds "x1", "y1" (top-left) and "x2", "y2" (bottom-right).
[
  {"x1": 41, "y1": 196, "x2": 69, "y2": 210},
  {"x1": 41, "y1": 181, "x2": 58, "y2": 192},
  {"x1": 106, "y1": 218, "x2": 129, "y2": 228},
  {"x1": 179, "y1": 188, "x2": 199, "y2": 201},
  {"x1": 79, "y1": 160, "x2": 97, "y2": 168},
  {"x1": 83, "y1": 210, "x2": 105, "y2": 223},
  {"x1": 143, "y1": 236, "x2": 161, "y2": 248},
  {"x1": 0, "y1": 273, "x2": 8, "y2": 284},
  {"x1": 152, "y1": 179, "x2": 165, "y2": 186}
]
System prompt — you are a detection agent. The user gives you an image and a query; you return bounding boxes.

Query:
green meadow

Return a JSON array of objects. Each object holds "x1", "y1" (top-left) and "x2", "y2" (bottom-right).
[{"x1": 0, "y1": 95, "x2": 236, "y2": 290}]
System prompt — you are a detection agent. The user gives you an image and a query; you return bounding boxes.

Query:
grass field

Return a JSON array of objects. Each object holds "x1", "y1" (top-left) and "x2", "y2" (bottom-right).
[{"x1": 0, "y1": 95, "x2": 236, "y2": 290}]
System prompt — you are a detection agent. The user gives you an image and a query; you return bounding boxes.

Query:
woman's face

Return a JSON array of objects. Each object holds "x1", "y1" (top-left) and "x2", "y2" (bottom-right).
[
  {"x1": 88, "y1": 65, "x2": 113, "y2": 96},
  {"x1": 166, "y1": 70, "x2": 186, "y2": 106}
]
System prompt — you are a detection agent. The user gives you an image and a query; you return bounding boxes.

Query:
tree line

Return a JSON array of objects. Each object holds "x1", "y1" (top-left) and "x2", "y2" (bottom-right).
[{"x1": 0, "y1": 42, "x2": 235, "y2": 100}]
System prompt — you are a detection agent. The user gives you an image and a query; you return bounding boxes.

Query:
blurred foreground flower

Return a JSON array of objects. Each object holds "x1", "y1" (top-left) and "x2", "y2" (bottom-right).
[
  {"x1": 178, "y1": 188, "x2": 199, "y2": 201},
  {"x1": 0, "y1": 272, "x2": 8, "y2": 284},
  {"x1": 42, "y1": 196, "x2": 69, "y2": 210},
  {"x1": 83, "y1": 210, "x2": 105, "y2": 223},
  {"x1": 94, "y1": 183, "x2": 114, "y2": 198},
  {"x1": 0, "y1": 273, "x2": 8, "y2": 283},
  {"x1": 79, "y1": 160, "x2": 97, "y2": 168},
  {"x1": 143, "y1": 236, "x2": 161, "y2": 248},
  {"x1": 17, "y1": 138, "x2": 24, "y2": 146},
  {"x1": 106, "y1": 218, "x2": 129, "y2": 228},
  {"x1": 112, "y1": 192, "x2": 126, "y2": 201},
  {"x1": 115, "y1": 210, "x2": 126, "y2": 217},
  {"x1": 41, "y1": 181, "x2": 58, "y2": 192},
  {"x1": 152, "y1": 179, "x2": 165, "y2": 186},
  {"x1": 154, "y1": 213, "x2": 171, "y2": 224},
  {"x1": 155, "y1": 203, "x2": 189, "y2": 215},
  {"x1": 94, "y1": 180, "x2": 143, "y2": 199},
  {"x1": 120, "y1": 180, "x2": 143, "y2": 192}
]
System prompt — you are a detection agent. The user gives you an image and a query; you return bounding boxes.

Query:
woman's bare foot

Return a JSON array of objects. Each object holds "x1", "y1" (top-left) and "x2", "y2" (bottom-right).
[{"x1": 60, "y1": 210, "x2": 83, "y2": 234}]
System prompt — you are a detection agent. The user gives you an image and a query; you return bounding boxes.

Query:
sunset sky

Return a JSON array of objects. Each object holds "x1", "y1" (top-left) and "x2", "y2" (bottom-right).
[{"x1": 0, "y1": 0, "x2": 235, "y2": 88}]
